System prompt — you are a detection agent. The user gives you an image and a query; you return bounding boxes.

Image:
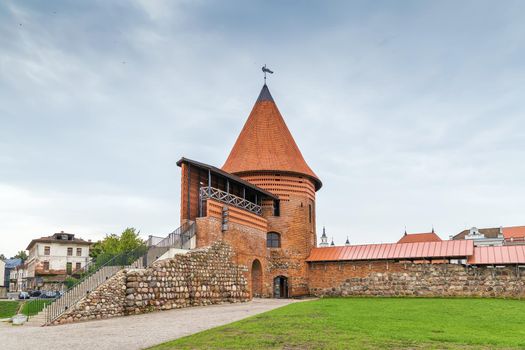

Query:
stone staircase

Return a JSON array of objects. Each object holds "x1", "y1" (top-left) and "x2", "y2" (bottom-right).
[{"x1": 26, "y1": 221, "x2": 195, "y2": 326}]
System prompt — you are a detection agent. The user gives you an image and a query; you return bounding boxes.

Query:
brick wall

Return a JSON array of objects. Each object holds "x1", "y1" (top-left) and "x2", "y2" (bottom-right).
[
  {"x1": 236, "y1": 172, "x2": 317, "y2": 297},
  {"x1": 308, "y1": 261, "x2": 525, "y2": 298},
  {"x1": 195, "y1": 216, "x2": 267, "y2": 298},
  {"x1": 206, "y1": 199, "x2": 268, "y2": 231}
]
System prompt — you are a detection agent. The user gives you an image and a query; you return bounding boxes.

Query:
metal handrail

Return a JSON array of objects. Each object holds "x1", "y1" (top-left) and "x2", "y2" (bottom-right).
[
  {"x1": 200, "y1": 186, "x2": 262, "y2": 215},
  {"x1": 155, "y1": 222, "x2": 194, "y2": 248}
]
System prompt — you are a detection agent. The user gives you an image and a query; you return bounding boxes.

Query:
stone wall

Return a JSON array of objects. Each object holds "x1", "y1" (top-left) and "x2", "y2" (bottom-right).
[
  {"x1": 52, "y1": 271, "x2": 127, "y2": 325},
  {"x1": 52, "y1": 241, "x2": 249, "y2": 325},
  {"x1": 308, "y1": 261, "x2": 525, "y2": 298},
  {"x1": 125, "y1": 241, "x2": 249, "y2": 314}
]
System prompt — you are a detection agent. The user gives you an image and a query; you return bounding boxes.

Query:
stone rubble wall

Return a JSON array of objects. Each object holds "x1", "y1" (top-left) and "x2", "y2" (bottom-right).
[
  {"x1": 125, "y1": 241, "x2": 249, "y2": 314},
  {"x1": 51, "y1": 241, "x2": 249, "y2": 325},
  {"x1": 308, "y1": 261, "x2": 525, "y2": 298},
  {"x1": 52, "y1": 270, "x2": 127, "y2": 325}
]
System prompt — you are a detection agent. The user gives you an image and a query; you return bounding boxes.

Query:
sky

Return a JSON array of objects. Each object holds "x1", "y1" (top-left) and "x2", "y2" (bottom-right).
[{"x1": 1, "y1": 0, "x2": 525, "y2": 257}]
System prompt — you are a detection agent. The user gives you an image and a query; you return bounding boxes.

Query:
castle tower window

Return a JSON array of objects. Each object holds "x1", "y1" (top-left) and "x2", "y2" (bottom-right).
[
  {"x1": 273, "y1": 200, "x2": 280, "y2": 216},
  {"x1": 267, "y1": 232, "x2": 281, "y2": 248}
]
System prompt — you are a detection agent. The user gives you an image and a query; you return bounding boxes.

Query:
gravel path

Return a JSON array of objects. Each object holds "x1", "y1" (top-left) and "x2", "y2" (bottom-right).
[{"x1": 0, "y1": 299, "x2": 296, "y2": 350}]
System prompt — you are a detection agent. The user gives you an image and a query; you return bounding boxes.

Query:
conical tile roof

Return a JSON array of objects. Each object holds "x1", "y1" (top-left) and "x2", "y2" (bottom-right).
[{"x1": 222, "y1": 84, "x2": 322, "y2": 190}]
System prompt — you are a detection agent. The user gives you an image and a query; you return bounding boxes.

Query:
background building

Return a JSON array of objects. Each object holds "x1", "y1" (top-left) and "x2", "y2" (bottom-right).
[
  {"x1": 25, "y1": 231, "x2": 92, "y2": 290},
  {"x1": 0, "y1": 259, "x2": 5, "y2": 298},
  {"x1": 9, "y1": 263, "x2": 28, "y2": 292},
  {"x1": 398, "y1": 230, "x2": 442, "y2": 244},
  {"x1": 3, "y1": 258, "x2": 22, "y2": 293},
  {"x1": 452, "y1": 226, "x2": 525, "y2": 246}
]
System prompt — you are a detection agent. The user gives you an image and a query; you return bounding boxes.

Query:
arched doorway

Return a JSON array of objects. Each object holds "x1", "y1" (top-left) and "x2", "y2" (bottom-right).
[
  {"x1": 273, "y1": 275, "x2": 289, "y2": 298},
  {"x1": 251, "y1": 259, "x2": 262, "y2": 298}
]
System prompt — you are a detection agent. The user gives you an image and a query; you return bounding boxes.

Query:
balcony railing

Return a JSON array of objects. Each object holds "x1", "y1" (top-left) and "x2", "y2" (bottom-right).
[{"x1": 200, "y1": 186, "x2": 262, "y2": 215}]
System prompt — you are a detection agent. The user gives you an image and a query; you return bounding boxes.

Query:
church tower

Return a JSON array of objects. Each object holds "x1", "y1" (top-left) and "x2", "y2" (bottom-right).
[
  {"x1": 223, "y1": 83, "x2": 322, "y2": 297},
  {"x1": 319, "y1": 227, "x2": 329, "y2": 247}
]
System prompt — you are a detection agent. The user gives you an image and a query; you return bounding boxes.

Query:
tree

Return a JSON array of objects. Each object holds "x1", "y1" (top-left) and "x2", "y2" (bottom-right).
[
  {"x1": 12, "y1": 250, "x2": 28, "y2": 262},
  {"x1": 90, "y1": 228, "x2": 145, "y2": 260},
  {"x1": 0, "y1": 253, "x2": 6, "y2": 261},
  {"x1": 119, "y1": 228, "x2": 144, "y2": 252}
]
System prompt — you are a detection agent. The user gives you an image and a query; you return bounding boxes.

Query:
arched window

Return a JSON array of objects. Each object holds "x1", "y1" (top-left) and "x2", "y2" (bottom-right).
[{"x1": 267, "y1": 232, "x2": 281, "y2": 248}]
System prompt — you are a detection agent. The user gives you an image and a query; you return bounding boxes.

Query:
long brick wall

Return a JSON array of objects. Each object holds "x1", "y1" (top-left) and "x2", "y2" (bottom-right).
[{"x1": 308, "y1": 261, "x2": 525, "y2": 298}]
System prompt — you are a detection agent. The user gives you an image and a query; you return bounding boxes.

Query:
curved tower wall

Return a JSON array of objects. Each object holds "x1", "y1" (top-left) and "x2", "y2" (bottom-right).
[
  {"x1": 236, "y1": 171, "x2": 317, "y2": 296},
  {"x1": 222, "y1": 84, "x2": 321, "y2": 297}
]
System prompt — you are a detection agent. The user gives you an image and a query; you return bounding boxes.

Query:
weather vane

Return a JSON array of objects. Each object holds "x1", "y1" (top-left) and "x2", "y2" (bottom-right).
[{"x1": 262, "y1": 64, "x2": 274, "y2": 84}]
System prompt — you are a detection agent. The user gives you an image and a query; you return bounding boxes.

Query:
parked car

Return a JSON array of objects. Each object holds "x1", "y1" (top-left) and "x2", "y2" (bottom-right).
[
  {"x1": 41, "y1": 291, "x2": 58, "y2": 299},
  {"x1": 29, "y1": 290, "x2": 42, "y2": 298},
  {"x1": 18, "y1": 291, "x2": 30, "y2": 300}
]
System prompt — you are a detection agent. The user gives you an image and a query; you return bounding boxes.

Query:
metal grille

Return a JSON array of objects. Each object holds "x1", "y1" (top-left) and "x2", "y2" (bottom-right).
[{"x1": 200, "y1": 186, "x2": 262, "y2": 215}]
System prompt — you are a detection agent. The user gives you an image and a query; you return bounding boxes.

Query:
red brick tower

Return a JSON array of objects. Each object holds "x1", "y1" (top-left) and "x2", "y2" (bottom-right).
[{"x1": 223, "y1": 84, "x2": 322, "y2": 297}]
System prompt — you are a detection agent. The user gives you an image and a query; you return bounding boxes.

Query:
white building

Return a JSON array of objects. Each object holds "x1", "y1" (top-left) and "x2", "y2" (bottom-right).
[
  {"x1": 0, "y1": 259, "x2": 5, "y2": 298},
  {"x1": 25, "y1": 231, "x2": 93, "y2": 290},
  {"x1": 453, "y1": 227, "x2": 504, "y2": 247}
]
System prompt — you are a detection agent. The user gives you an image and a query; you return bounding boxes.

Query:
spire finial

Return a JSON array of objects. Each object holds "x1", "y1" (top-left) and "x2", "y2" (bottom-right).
[
  {"x1": 262, "y1": 64, "x2": 274, "y2": 84},
  {"x1": 432, "y1": 225, "x2": 435, "y2": 233},
  {"x1": 404, "y1": 225, "x2": 407, "y2": 236}
]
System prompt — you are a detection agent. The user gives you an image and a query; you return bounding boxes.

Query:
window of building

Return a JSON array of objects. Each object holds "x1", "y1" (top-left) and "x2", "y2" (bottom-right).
[
  {"x1": 67, "y1": 247, "x2": 73, "y2": 256},
  {"x1": 267, "y1": 232, "x2": 281, "y2": 248},
  {"x1": 76, "y1": 248, "x2": 82, "y2": 256},
  {"x1": 308, "y1": 204, "x2": 312, "y2": 223},
  {"x1": 273, "y1": 200, "x2": 280, "y2": 217},
  {"x1": 66, "y1": 262, "x2": 72, "y2": 275},
  {"x1": 44, "y1": 246, "x2": 50, "y2": 255},
  {"x1": 75, "y1": 262, "x2": 81, "y2": 271},
  {"x1": 43, "y1": 261, "x2": 49, "y2": 270}
]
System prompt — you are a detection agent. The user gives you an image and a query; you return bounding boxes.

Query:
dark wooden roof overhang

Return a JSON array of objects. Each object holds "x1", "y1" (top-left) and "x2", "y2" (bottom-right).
[{"x1": 176, "y1": 157, "x2": 278, "y2": 200}]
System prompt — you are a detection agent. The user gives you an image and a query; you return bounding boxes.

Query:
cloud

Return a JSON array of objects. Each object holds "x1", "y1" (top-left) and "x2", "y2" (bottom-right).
[{"x1": 1, "y1": 0, "x2": 525, "y2": 256}]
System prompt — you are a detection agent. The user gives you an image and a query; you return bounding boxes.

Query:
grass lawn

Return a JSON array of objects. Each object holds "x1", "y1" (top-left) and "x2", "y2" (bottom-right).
[
  {"x1": 0, "y1": 301, "x2": 20, "y2": 318},
  {"x1": 20, "y1": 299, "x2": 53, "y2": 316},
  {"x1": 150, "y1": 298, "x2": 525, "y2": 350}
]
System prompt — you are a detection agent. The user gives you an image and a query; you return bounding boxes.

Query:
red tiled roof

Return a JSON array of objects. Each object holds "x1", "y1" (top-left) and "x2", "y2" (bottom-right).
[
  {"x1": 397, "y1": 232, "x2": 442, "y2": 244},
  {"x1": 503, "y1": 226, "x2": 525, "y2": 240},
  {"x1": 467, "y1": 246, "x2": 525, "y2": 265},
  {"x1": 306, "y1": 240, "x2": 474, "y2": 262},
  {"x1": 222, "y1": 84, "x2": 322, "y2": 190}
]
